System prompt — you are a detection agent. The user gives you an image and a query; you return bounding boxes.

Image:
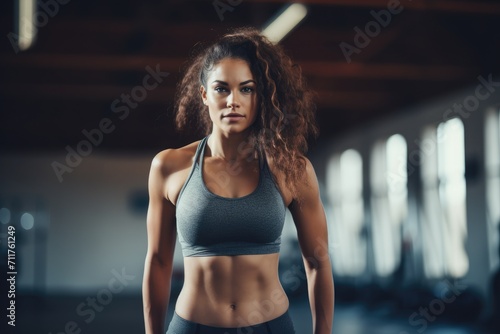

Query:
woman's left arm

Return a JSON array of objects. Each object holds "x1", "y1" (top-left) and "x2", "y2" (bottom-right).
[{"x1": 288, "y1": 158, "x2": 334, "y2": 334}]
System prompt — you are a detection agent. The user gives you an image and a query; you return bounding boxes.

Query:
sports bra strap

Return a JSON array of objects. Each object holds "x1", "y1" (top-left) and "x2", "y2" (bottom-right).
[{"x1": 195, "y1": 136, "x2": 208, "y2": 167}]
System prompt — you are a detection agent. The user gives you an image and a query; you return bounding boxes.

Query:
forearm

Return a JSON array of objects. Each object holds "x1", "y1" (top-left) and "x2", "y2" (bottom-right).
[
  {"x1": 143, "y1": 257, "x2": 173, "y2": 334},
  {"x1": 306, "y1": 267, "x2": 335, "y2": 334}
]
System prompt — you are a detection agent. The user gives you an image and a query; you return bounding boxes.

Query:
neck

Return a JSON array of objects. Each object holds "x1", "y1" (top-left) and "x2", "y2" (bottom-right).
[{"x1": 206, "y1": 130, "x2": 255, "y2": 162}]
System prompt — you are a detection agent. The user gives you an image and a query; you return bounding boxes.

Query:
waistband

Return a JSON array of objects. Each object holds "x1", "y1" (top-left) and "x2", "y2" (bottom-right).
[{"x1": 167, "y1": 309, "x2": 295, "y2": 334}]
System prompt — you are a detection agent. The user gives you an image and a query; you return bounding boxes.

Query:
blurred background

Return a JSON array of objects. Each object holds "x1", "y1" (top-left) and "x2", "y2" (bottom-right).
[{"x1": 1, "y1": 0, "x2": 500, "y2": 333}]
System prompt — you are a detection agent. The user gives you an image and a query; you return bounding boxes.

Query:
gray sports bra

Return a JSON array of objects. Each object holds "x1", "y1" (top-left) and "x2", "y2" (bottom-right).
[{"x1": 175, "y1": 135, "x2": 287, "y2": 257}]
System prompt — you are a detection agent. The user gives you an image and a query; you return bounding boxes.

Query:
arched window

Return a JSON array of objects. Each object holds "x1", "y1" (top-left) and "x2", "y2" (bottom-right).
[
  {"x1": 326, "y1": 149, "x2": 366, "y2": 276},
  {"x1": 370, "y1": 134, "x2": 408, "y2": 276},
  {"x1": 485, "y1": 107, "x2": 500, "y2": 270},
  {"x1": 421, "y1": 118, "x2": 468, "y2": 278}
]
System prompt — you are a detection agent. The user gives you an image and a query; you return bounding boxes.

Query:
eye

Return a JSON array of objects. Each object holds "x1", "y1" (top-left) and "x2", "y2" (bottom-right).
[
  {"x1": 241, "y1": 87, "x2": 254, "y2": 93},
  {"x1": 214, "y1": 86, "x2": 227, "y2": 93}
]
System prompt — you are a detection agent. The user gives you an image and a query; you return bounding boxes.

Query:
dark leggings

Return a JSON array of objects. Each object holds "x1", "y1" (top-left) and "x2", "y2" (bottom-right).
[{"x1": 166, "y1": 309, "x2": 296, "y2": 334}]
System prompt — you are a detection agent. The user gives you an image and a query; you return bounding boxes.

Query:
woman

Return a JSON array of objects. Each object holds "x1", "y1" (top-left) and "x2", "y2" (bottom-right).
[{"x1": 142, "y1": 27, "x2": 334, "y2": 334}]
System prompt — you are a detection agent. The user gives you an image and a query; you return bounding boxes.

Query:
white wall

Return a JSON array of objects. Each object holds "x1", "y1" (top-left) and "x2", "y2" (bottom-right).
[{"x1": 0, "y1": 152, "x2": 168, "y2": 294}]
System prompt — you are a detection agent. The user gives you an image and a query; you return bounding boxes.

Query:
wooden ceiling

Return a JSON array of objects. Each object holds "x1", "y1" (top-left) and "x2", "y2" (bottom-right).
[{"x1": 1, "y1": 0, "x2": 499, "y2": 153}]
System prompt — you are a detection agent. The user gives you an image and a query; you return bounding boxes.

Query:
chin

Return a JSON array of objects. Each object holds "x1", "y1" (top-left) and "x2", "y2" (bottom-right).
[
  {"x1": 220, "y1": 126, "x2": 251, "y2": 135},
  {"x1": 225, "y1": 128, "x2": 248, "y2": 135}
]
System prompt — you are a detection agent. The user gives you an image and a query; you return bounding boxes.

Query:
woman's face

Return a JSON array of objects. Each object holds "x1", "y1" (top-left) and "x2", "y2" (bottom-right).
[{"x1": 201, "y1": 58, "x2": 258, "y2": 136}]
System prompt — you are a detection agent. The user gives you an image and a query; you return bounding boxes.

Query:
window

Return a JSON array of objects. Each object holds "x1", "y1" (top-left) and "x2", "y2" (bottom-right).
[
  {"x1": 420, "y1": 124, "x2": 444, "y2": 277},
  {"x1": 420, "y1": 118, "x2": 468, "y2": 278},
  {"x1": 326, "y1": 149, "x2": 366, "y2": 276},
  {"x1": 486, "y1": 107, "x2": 500, "y2": 270},
  {"x1": 370, "y1": 134, "x2": 408, "y2": 276}
]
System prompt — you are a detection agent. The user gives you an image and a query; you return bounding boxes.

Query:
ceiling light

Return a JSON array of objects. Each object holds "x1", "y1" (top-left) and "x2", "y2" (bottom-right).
[
  {"x1": 261, "y1": 3, "x2": 308, "y2": 44},
  {"x1": 16, "y1": 0, "x2": 37, "y2": 51}
]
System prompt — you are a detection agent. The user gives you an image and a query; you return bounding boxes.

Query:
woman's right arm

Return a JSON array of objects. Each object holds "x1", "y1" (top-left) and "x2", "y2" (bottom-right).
[{"x1": 142, "y1": 151, "x2": 178, "y2": 334}]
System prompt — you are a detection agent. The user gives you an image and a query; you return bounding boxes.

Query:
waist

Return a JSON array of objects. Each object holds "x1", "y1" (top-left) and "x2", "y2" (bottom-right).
[{"x1": 175, "y1": 254, "x2": 289, "y2": 327}]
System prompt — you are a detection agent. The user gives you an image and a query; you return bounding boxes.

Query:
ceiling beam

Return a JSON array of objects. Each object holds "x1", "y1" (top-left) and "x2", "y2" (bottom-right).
[
  {"x1": 0, "y1": 83, "x2": 394, "y2": 110},
  {"x1": 300, "y1": 61, "x2": 477, "y2": 81},
  {"x1": 250, "y1": 0, "x2": 500, "y2": 15},
  {"x1": 0, "y1": 54, "x2": 184, "y2": 71},
  {"x1": 0, "y1": 54, "x2": 478, "y2": 81}
]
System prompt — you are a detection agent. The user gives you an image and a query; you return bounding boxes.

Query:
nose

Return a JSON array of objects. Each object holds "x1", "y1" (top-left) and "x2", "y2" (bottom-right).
[{"x1": 226, "y1": 91, "x2": 240, "y2": 109}]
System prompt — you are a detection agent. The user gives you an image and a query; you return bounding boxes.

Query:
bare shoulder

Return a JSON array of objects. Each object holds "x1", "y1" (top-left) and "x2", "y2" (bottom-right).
[
  {"x1": 151, "y1": 139, "x2": 202, "y2": 173},
  {"x1": 300, "y1": 157, "x2": 320, "y2": 191},
  {"x1": 302, "y1": 157, "x2": 318, "y2": 181},
  {"x1": 149, "y1": 139, "x2": 202, "y2": 203},
  {"x1": 266, "y1": 156, "x2": 316, "y2": 205},
  {"x1": 265, "y1": 154, "x2": 319, "y2": 206}
]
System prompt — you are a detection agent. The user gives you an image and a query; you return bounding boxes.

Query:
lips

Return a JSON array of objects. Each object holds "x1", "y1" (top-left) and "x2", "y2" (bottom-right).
[{"x1": 223, "y1": 113, "x2": 244, "y2": 118}]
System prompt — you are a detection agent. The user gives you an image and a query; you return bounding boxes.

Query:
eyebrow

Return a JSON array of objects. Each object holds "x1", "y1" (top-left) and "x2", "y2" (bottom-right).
[{"x1": 211, "y1": 80, "x2": 256, "y2": 86}]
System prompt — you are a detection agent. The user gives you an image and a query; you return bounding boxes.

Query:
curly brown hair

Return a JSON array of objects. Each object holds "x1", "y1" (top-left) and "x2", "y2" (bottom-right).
[{"x1": 174, "y1": 27, "x2": 318, "y2": 201}]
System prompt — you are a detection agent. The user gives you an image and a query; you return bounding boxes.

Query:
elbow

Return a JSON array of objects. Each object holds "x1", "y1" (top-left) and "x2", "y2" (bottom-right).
[
  {"x1": 303, "y1": 252, "x2": 332, "y2": 273},
  {"x1": 145, "y1": 252, "x2": 172, "y2": 270}
]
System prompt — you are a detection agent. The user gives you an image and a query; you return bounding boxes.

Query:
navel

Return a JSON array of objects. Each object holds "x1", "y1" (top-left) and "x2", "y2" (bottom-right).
[{"x1": 229, "y1": 303, "x2": 236, "y2": 310}]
